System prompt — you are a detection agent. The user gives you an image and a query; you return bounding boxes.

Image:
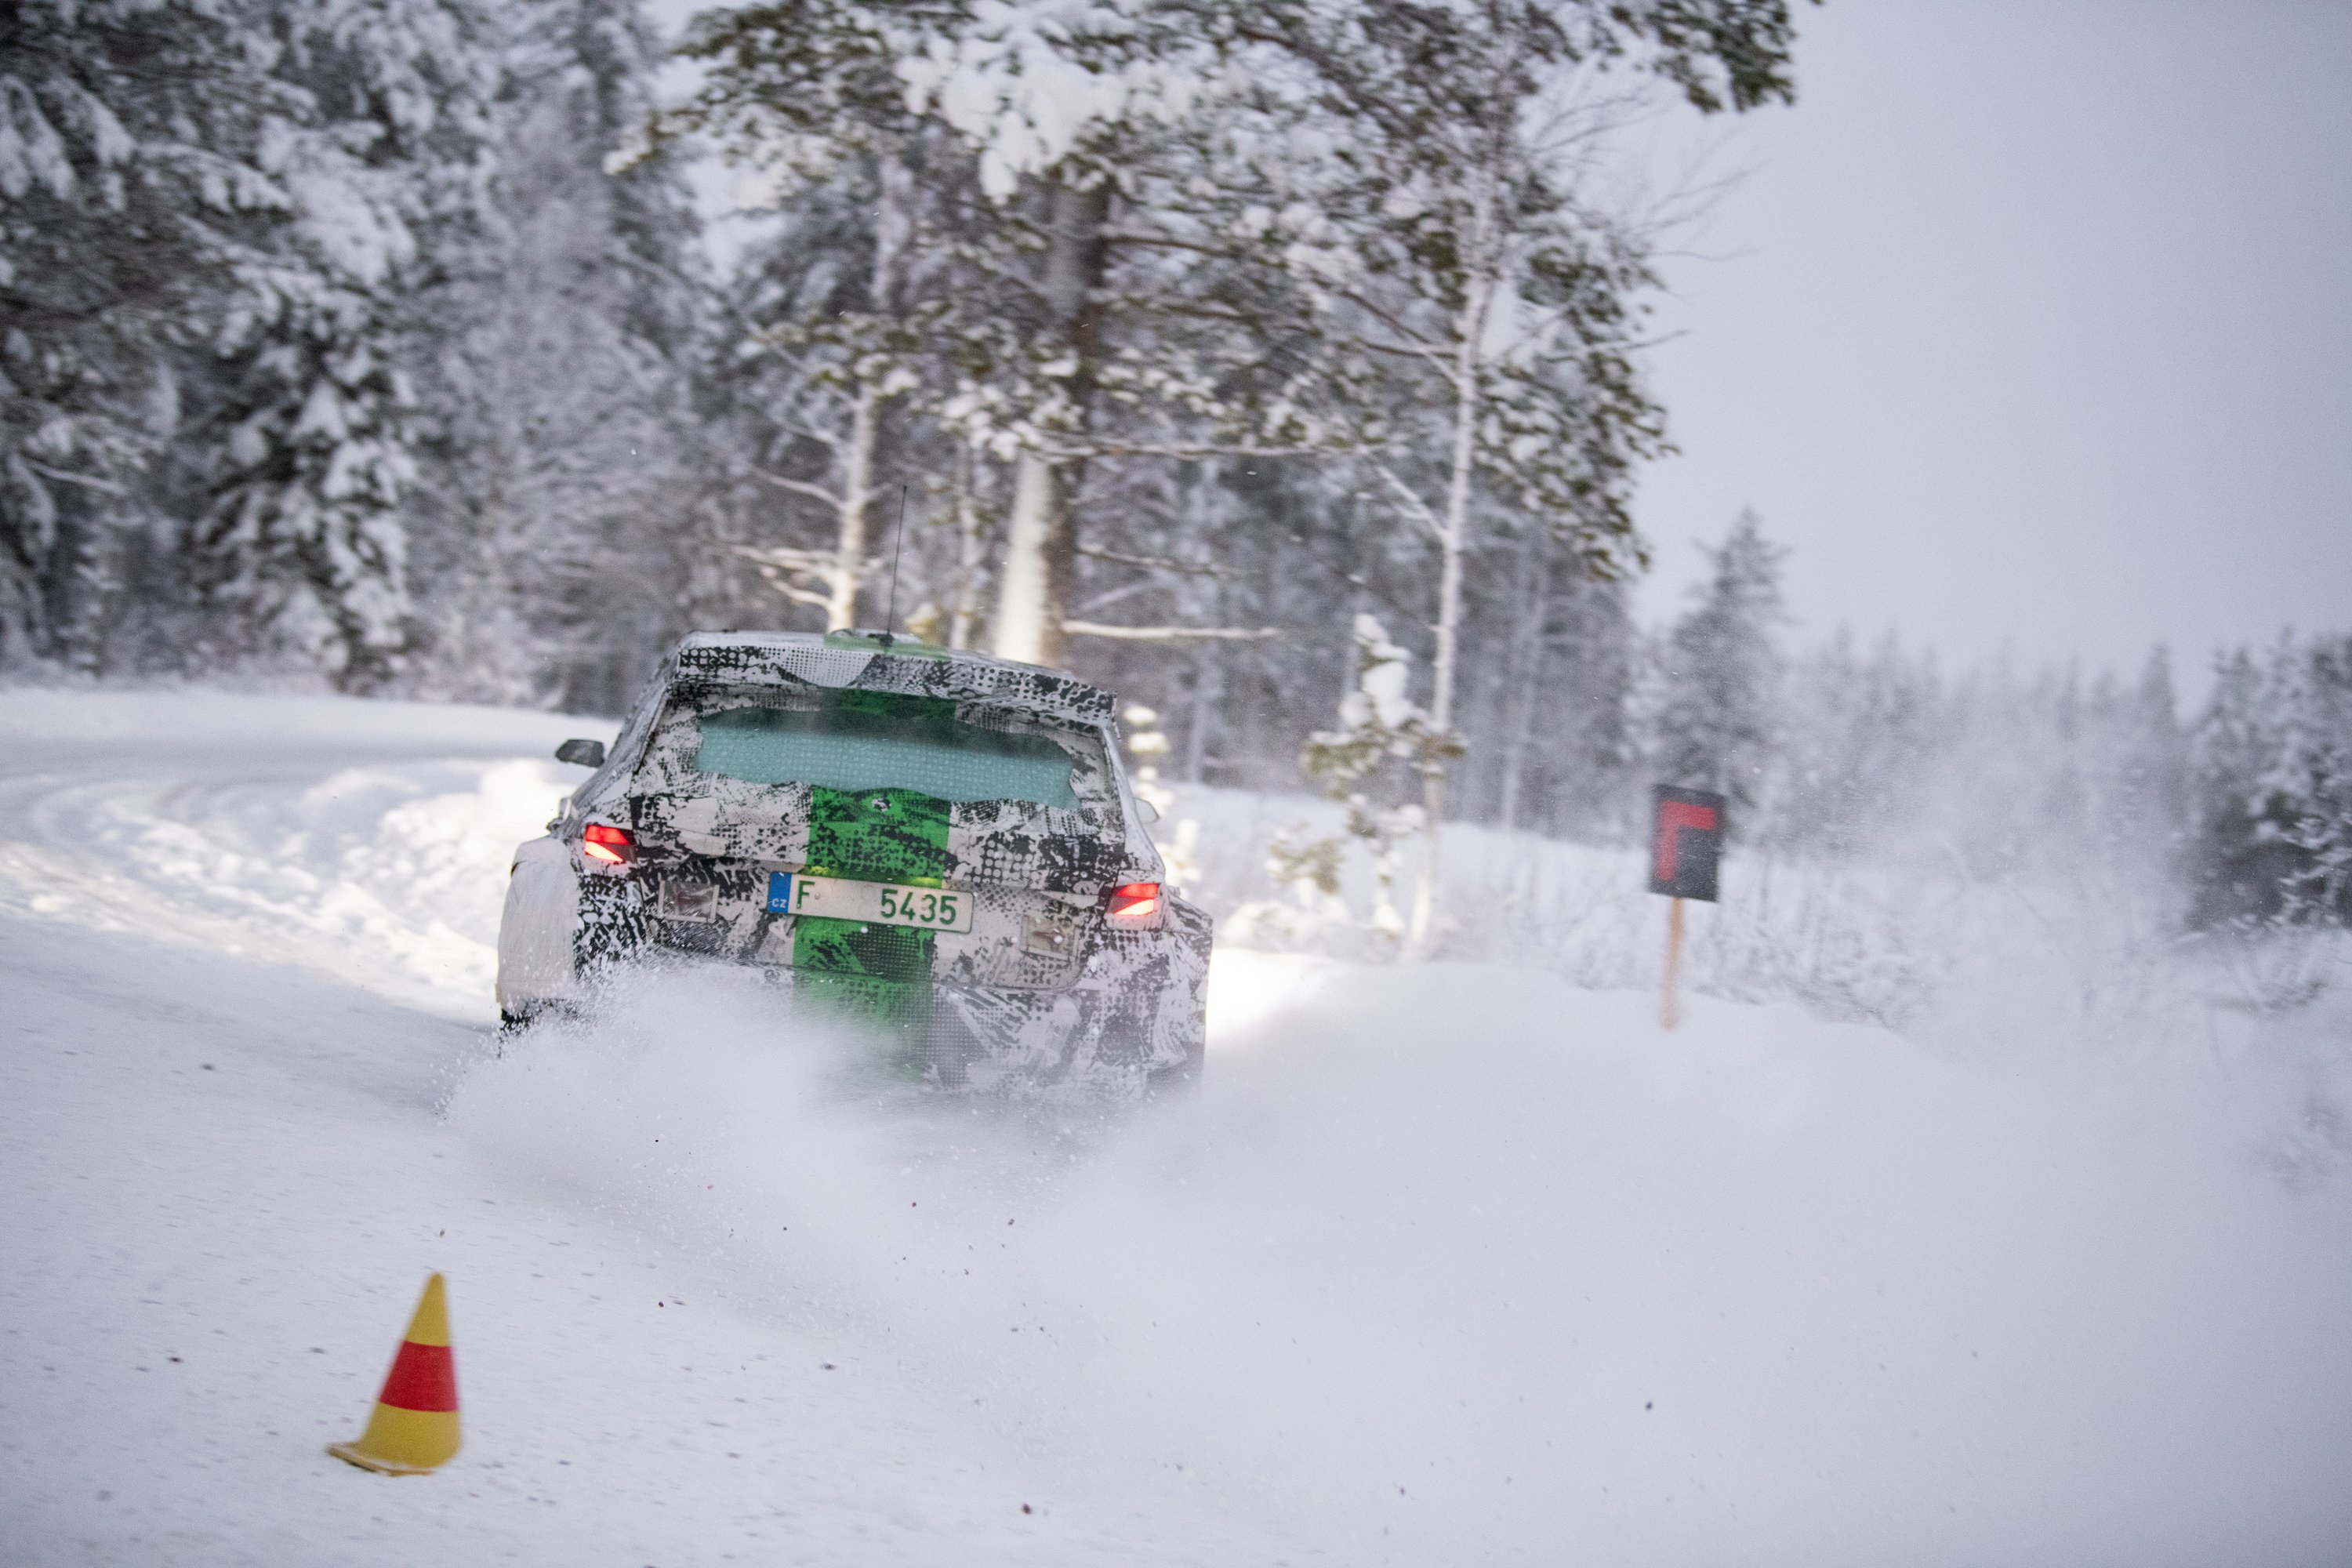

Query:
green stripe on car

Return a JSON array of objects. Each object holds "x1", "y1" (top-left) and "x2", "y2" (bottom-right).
[{"x1": 793, "y1": 783, "x2": 951, "y2": 1058}]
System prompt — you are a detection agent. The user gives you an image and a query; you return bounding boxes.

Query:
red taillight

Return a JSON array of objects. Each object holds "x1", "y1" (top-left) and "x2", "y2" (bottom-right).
[
  {"x1": 1105, "y1": 881, "x2": 1161, "y2": 925},
  {"x1": 581, "y1": 822, "x2": 634, "y2": 865}
]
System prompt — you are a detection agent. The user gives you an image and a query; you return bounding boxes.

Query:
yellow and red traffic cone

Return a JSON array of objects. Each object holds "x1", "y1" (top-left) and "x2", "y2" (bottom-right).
[{"x1": 328, "y1": 1272, "x2": 461, "y2": 1475}]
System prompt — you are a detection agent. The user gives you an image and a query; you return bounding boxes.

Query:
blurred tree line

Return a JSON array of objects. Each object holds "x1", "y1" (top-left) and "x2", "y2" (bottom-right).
[{"x1": 1644, "y1": 514, "x2": 2350, "y2": 935}]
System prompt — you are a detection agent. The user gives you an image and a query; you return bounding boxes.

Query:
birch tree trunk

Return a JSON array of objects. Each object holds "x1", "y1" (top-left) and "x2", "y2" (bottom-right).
[
  {"x1": 949, "y1": 442, "x2": 987, "y2": 649},
  {"x1": 1497, "y1": 532, "x2": 1552, "y2": 832},
  {"x1": 1184, "y1": 635, "x2": 1222, "y2": 782},
  {"x1": 992, "y1": 176, "x2": 1109, "y2": 668},
  {"x1": 826, "y1": 383, "x2": 880, "y2": 630},
  {"x1": 1406, "y1": 247, "x2": 1498, "y2": 956},
  {"x1": 822, "y1": 157, "x2": 914, "y2": 631},
  {"x1": 1183, "y1": 558, "x2": 1229, "y2": 782}
]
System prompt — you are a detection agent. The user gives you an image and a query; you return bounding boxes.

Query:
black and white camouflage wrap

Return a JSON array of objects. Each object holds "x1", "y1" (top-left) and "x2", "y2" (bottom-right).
[{"x1": 500, "y1": 631, "x2": 1209, "y2": 1099}]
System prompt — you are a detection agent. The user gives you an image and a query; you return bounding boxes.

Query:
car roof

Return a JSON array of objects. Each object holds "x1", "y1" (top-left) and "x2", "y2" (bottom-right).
[{"x1": 666, "y1": 630, "x2": 1117, "y2": 728}]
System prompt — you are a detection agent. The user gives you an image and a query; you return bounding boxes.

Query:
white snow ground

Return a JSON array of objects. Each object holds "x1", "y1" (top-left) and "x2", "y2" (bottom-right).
[{"x1": 2, "y1": 688, "x2": 2349, "y2": 1566}]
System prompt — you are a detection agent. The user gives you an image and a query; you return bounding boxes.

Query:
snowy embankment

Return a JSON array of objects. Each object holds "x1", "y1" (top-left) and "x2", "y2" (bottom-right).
[{"x1": 2, "y1": 688, "x2": 2349, "y2": 1566}]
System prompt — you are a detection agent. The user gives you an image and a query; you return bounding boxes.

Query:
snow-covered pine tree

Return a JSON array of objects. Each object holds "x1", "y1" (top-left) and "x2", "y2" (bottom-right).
[
  {"x1": 668, "y1": 2, "x2": 1375, "y2": 664},
  {"x1": 895, "y1": 4, "x2": 1371, "y2": 666},
  {"x1": 2272, "y1": 635, "x2": 2352, "y2": 925},
  {"x1": 659, "y1": 2, "x2": 949, "y2": 635},
  {"x1": 708, "y1": 167, "x2": 938, "y2": 635},
  {"x1": 405, "y1": 0, "x2": 710, "y2": 710},
  {"x1": 1256, "y1": 612, "x2": 1457, "y2": 951},
  {"x1": 0, "y1": 0, "x2": 287, "y2": 669},
  {"x1": 2189, "y1": 646, "x2": 2276, "y2": 926},
  {"x1": 1652, "y1": 510, "x2": 1787, "y2": 824},
  {"x1": 2193, "y1": 633, "x2": 2352, "y2": 927},
  {"x1": 194, "y1": 0, "x2": 498, "y2": 689},
  {"x1": 1249, "y1": 0, "x2": 1802, "y2": 948},
  {"x1": 2101, "y1": 645, "x2": 2191, "y2": 892}
]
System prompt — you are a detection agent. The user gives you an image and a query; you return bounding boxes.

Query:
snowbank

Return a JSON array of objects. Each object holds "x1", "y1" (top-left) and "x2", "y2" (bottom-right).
[{"x1": 0, "y1": 687, "x2": 596, "y2": 1014}]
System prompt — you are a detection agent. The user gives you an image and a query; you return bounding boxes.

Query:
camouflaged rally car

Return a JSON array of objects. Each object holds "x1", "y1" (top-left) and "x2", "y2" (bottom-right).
[{"x1": 494, "y1": 630, "x2": 1210, "y2": 1094}]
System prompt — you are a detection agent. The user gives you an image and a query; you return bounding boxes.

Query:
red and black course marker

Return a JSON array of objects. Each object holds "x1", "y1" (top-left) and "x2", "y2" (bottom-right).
[{"x1": 1649, "y1": 786, "x2": 1726, "y2": 902}]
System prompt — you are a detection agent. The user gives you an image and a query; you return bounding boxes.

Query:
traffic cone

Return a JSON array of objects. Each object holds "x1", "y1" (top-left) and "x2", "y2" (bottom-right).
[{"x1": 328, "y1": 1272, "x2": 461, "y2": 1475}]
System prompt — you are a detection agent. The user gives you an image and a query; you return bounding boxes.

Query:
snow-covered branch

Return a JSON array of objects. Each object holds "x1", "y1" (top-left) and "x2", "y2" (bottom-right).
[
  {"x1": 1370, "y1": 463, "x2": 1444, "y2": 541},
  {"x1": 1062, "y1": 622, "x2": 1282, "y2": 643},
  {"x1": 747, "y1": 468, "x2": 846, "y2": 512}
]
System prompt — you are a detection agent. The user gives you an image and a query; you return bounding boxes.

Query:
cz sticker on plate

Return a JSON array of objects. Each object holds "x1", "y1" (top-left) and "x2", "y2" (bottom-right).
[{"x1": 768, "y1": 872, "x2": 973, "y2": 934}]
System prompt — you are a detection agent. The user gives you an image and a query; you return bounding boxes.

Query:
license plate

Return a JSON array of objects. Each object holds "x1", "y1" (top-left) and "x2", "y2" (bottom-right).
[{"x1": 767, "y1": 872, "x2": 972, "y2": 934}]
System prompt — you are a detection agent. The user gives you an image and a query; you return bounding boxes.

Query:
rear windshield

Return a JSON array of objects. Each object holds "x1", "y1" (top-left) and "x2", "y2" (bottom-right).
[{"x1": 689, "y1": 694, "x2": 1083, "y2": 808}]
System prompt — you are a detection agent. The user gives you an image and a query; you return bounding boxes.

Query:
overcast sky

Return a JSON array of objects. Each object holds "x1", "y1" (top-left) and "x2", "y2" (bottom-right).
[{"x1": 1627, "y1": 1, "x2": 2352, "y2": 688}]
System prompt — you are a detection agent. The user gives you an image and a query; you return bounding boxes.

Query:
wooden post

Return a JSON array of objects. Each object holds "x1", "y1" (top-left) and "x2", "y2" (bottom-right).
[{"x1": 1661, "y1": 895, "x2": 1685, "y2": 1031}]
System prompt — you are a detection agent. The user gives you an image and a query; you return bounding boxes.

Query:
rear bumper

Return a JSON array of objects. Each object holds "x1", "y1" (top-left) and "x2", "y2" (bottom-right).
[
  {"x1": 728, "y1": 946, "x2": 1208, "y2": 1091},
  {"x1": 496, "y1": 838, "x2": 1208, "y2": 1093}
]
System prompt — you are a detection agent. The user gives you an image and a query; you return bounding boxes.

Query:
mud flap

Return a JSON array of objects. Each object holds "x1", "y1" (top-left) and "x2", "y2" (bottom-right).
[{"x1": 495, "y1": 836, "x2": 581, "y2": 1014}]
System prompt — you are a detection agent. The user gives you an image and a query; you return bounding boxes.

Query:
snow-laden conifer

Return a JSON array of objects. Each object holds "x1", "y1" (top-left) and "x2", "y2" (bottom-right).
[
  {"x1": 657, "y1": 2, "x2": 949, "y2": 634},
  {"x1": 193, "y1": 0, "x2": 498, "y2": 688},
  {"x1": 661, "y1": 1, "x2": 1373, "y2": 662},
  {"x1": 1232, "y1": 0, "x2": 1801, "y2": 949},
  {"x1": 2194, "y1": 633, "x2": 2352, "y2": 930},
  {"x1": 1652, "y1": 509, "x2": 1785, "y2": 822},
  {"x1": 1243, "y1": 612, "x2": 1455, "y2": 952},
  {"x1": 0, "y1": 0, "x2": 290, "y2": 667},
  {"x1": 405, "y1": 0, "x2": 710, "y2": 711}
]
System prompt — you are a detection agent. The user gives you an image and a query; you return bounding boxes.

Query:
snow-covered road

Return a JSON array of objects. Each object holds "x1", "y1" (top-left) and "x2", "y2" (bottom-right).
[{"x1": 3, "y1": 688, "x2": 2349, "y2": 1566}]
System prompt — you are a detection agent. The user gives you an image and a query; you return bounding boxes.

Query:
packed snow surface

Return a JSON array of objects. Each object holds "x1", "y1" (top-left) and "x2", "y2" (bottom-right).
[{"x1": 2, "y1": 688, "x2": 2348, "y2": 1566}]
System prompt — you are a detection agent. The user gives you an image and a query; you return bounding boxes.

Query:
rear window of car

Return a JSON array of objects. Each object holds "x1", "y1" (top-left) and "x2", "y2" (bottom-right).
[{"x1": 688, "y1": 691, "x2": 1084, "y2": 808}]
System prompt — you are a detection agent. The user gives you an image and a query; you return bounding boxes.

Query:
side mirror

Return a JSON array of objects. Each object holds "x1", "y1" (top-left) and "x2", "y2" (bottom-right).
[
  {"x1": 555, "y1": 738, "x2": 606, "y2": 768},
  {"x1": 1136, "y1": 798, "x2": 1161, "y2": 825}
]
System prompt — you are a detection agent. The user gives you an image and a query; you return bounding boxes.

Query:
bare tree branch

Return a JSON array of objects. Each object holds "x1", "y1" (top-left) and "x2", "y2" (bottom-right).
[
  {"x1": 1370, "y1": 460, "x2": 1445, "y2": 541},
  {"x1": 1076, "y1": 545, "x2": 1236, "y2": 579},
  {"x1": 23, "y1": 461, "x2": 129, "y2": 497},
  {"x1": 1045, "y1": 437, "x2": 1322, "y2": 461},
  {"x1": 1063, "y1": 622, "x2": 1283, "y2": 643},
  {"x1": 748, "y1": 466, "x2": 844, "y2": 510},
  {"x1": 747, "y1": 564, "x2": 834, "y2": 610},
  {"x1": 728, "y1": 543, "x2": 837, "y2": 572}
]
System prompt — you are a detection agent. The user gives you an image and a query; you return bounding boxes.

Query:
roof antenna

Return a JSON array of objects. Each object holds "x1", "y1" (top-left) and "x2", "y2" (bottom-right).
[{"x1": 880, "y1": 483, "x2": 909, "y2": 645}]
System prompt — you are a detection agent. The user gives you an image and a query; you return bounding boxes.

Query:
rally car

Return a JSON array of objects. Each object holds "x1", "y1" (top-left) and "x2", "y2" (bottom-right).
[{"x1": 494, "y1": 629, "x2": 1210, "y2": 1095}]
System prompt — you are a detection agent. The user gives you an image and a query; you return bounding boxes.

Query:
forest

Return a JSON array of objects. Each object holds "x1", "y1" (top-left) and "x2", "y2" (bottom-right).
[{"x1": 4, "y1": 0, "x2": 2345, "y2": 959}]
